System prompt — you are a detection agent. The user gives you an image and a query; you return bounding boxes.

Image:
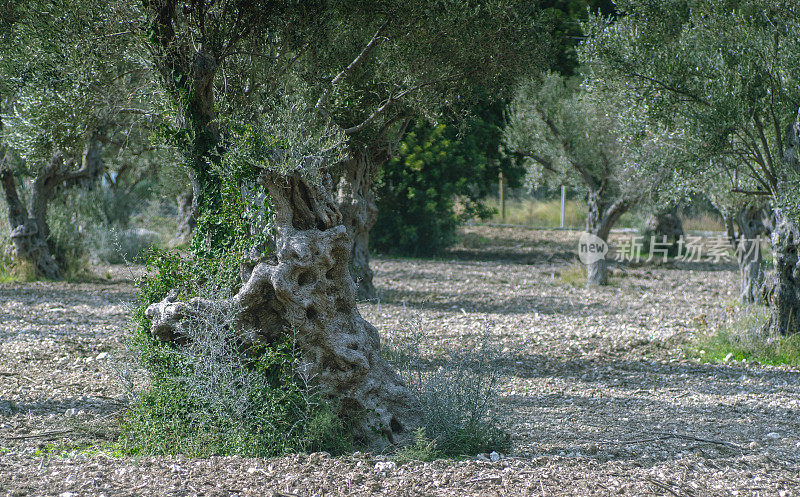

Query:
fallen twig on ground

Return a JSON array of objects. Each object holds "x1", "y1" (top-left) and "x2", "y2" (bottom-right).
[
  {"x1": 599, "y1": 431, "x2": 742, "y2": 449},
  {"x1": 6, "y1": 429, "x2": 74, "y2": 440}
]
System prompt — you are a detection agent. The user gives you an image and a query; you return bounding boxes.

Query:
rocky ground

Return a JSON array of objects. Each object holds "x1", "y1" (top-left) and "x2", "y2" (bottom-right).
[{"x1": 1, "y1": 226, "x2": 799, "y2": 496}]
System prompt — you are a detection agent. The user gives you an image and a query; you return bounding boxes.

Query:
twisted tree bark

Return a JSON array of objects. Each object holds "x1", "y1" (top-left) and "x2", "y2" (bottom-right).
[
  {"x1": 146, "y1": 170, "x2": 421, "y2": 450},
  {"x1": 761, "y1": 112, "x2": 800, "y2": 337},
  {"x1": 0, "y1": 136, "x2": 103, "y2": 279},
  {"x1": 762, "y1": 212, "x2": 800, "y2": 337},
  {"x1": 336, "y1": 149, "x2": 380, "y2": 299}
]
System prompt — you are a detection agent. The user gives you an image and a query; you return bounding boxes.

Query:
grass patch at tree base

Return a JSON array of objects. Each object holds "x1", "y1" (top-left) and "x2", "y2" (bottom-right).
[
  {"x1": 0, "y1": 256, "x2": 37, "y2": 283},
  {"x1": 689, "y1": 305, "x2": 800, "y2": 367}
]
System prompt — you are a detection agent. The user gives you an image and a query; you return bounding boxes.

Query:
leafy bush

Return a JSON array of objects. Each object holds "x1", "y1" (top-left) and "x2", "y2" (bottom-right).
[
  {"x1": 373, "y1": 105, "x2": 521, "y2": 257},
  {"x1": 44, "y1": 183, "x2": 167, "y2": 270},
  {"x1": 120, "y1": 288, "x2": 351, "y2": 457},
  {"x1": 394, "y1": 428, "x2": 441, "y2": 463},
  {"x1": 121, "y1": 139, "x2": 353, "y2": 457},
  {"x1": 385, "y1": 325, "x2": 511, "y2": 457}
]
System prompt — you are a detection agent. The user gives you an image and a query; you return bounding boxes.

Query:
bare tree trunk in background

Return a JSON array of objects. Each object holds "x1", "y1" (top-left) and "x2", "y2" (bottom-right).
[
  {"x1": 336, "y1": 148, "x2": 381, "y2": 299},
  {"x1": 643, "y1": 206, "x2": 684, "y2": 250},
  {"x1": 146, "y1": 170, "x2": 422, "y2": 450},
  {"x1": 585, "y1": 189, "x2": 630, "y2": 286},
  {"x1": 721, "y1": 205, "x2": 768, "y2": 305},
  {"x1": 586, "y1": 256, "x2": 607, "y2": 287},
  {"x1": 0, "y1": 136, "x2": 103, "y2": 279},
  {"x1": 174, "y1": 176, "x2": 199, "y2": 246}
]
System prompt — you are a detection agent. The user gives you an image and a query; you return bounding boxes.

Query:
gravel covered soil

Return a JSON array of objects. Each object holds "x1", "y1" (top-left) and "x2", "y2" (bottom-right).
[{"x1": 2, "y1": 226, "x2": 799, "y2": 496}]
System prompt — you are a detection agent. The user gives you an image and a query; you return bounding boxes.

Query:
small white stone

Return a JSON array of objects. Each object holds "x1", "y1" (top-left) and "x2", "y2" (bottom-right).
[
  {"x1": 64, "y1": 408, "x2": 77, "y2": 416},
  {"x1": 764, "y1": 432, "x2": 781, "y2": 440},
  {"x1": 95, "y1": 352, "x2": 108, "y2": 360},
  {"x1": 374, "y1": 461, "x2": 397, "y2": 472},
  {"x1": 476, "y1": 453, "x2": 490, "y2": 461},
  {"x1": 723, "y1": 353, "x2": 734, "y2": 363},
  {"x1": 59, "y1": 493, "x2": 75, "y2": 497},
  {"x1": 489, "y1": 451, "x2": 501, "y2": 462}
]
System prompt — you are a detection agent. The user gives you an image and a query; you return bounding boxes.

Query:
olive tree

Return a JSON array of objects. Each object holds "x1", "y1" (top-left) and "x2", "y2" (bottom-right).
[
  {"x1": 300, "y1": 4, "x2": 545, "y2": 298},
  {"x1": 136, "y1": 0, "x2": 548, "y2": 449},
  {"x1": 0, "y1": 0, "x2": 160, "y2": 278},
  {"x1": 583, "y1": 0, "x2": 800, "y2": 336},
  {"x1": 505, "y1": 72, "x2": 652, "y2": 285}
]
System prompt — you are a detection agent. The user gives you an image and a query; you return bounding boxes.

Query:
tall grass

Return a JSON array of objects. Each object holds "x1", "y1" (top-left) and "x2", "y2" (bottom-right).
[
  {"x1": 486, "y1": 198, "x2": 586, "y2": 228},
  {"x1": 483, "y1": 196, "x2": 726, "y2": 232},
  {"x1": 681, "y1": 211, "x2": 726, "y2": 232}
]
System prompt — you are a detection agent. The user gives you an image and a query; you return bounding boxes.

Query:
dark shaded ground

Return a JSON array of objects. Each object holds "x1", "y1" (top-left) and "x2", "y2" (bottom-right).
[{"x1": 1, "y1": 227, "x2": 799, "y2": 496}]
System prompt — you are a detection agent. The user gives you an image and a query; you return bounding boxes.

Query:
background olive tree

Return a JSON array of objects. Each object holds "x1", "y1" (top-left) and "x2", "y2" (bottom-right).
[
  {"x1": 0, "y1": 0, "x2": 164, "y2": 279},
  {"x1": 583, "y1": 0, "x2": 800, "y2": 335},
  {"x1": 504, "y1": 72, "x2": 659, "y2": 285}
]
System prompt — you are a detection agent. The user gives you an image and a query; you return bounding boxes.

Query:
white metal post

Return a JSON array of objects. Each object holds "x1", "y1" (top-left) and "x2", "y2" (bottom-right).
[{"x1": 560, "y1": 185, "x2": 566, "y2": 229}]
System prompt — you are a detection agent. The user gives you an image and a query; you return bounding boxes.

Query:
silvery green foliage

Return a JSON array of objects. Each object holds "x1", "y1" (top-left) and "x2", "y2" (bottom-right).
[
  {"x1": 0, "y1": 1, "x2": 161, "y2": 168},
  {"x1": 175, "y1": 288, "x2": 315, "y2": 432},
  {"x1": 387, "y1": 322, "x2": 509, "y2": 455},
  {"x1": 223, "y1": 99, "x2": 348, "y2": 178},
  {"x1": 504, "y1": 72, "x2": 649, "y2": 202},
  {"x1": 178, "y1": 295, "x2": 261, "y2": 424},
  {"x1": 581, "y1": 0, "x2": 800, "y2": 216}
]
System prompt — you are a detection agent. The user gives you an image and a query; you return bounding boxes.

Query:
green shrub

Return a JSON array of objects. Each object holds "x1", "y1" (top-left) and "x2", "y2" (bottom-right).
[
  {"x1": 120, "y1": 285, "x2": 351, "y2": 457},
  {"x1": 394, "y1": 428, "x2": 441, "y2": 463},
  {"x1": 373, "y1": 106, "x2": 522, "y2": 257},
  {"x1": 386, "y1": 329, "x2": 512, "y2": 457},
  {"x1": 45, "y1": 185, "x2": 166, "y2": 270},
  {"x1": 121, "y1": 141, "x2": 352, "y2": 457}
]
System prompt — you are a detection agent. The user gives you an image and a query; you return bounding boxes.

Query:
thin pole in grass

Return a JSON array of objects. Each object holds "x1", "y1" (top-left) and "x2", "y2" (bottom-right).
[
  {"x1": 499, "y1": 171, "x2": 505, "y2": 223},
  {"x1": 560, "y1": 186, "x2": 566, "y2": 229}
]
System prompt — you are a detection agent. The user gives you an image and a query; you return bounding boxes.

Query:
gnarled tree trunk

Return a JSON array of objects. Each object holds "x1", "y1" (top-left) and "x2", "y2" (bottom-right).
[
  {"x1": 761, "y1": 211, "x2": 800, "y2": 337},
  {"x1": 722, "y1": 205, "x2": 768, "y2": 305},
  {"x1": 0, "y1": 137, "x2": 103, "y2": 279},
  {"x1": 1, "y1": 167, "x2": 61, "y2": 279},
  {"x1": 585, "y1": 189, "x2": 629, "y2": 286},
  {"x1": 336, "y1": 149, "x2": 380, "y2": 299},
  {"x1": 761, "y1": 111, "x2": 800, "y2": 337},
  {"x1": 643, "y1": 206, "x2": 684, "y2": 254},
  {"x1": 146, "y1": 170, "x2": 421, "y2": 450}
]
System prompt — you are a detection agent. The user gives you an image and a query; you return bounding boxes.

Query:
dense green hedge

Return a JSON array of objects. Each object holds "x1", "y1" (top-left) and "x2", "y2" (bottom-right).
[{"x1": 373, "y1": 107, "x2": 521, "y2": 256}]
